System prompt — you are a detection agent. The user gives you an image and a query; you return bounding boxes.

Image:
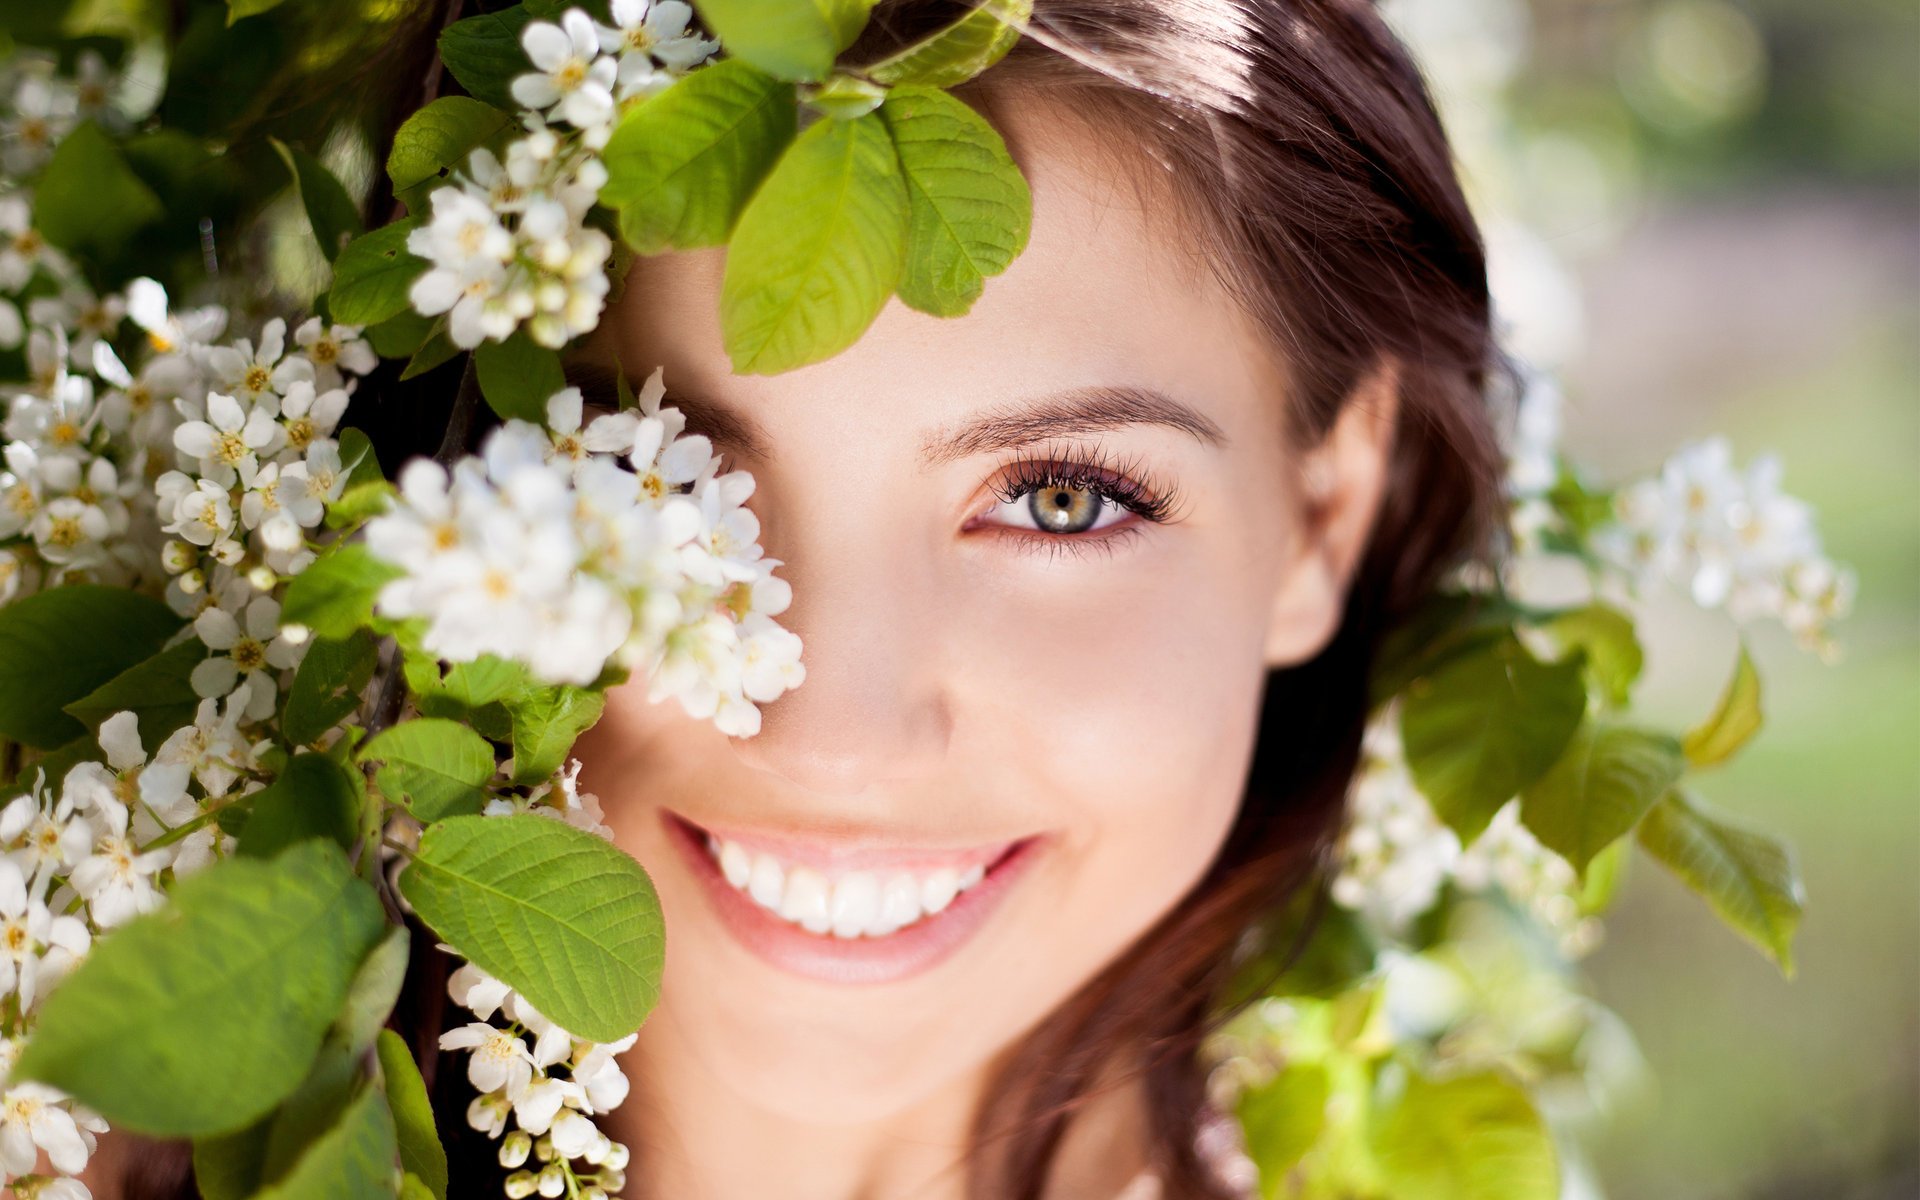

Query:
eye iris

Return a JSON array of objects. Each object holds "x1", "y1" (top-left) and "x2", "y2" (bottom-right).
[{"x1": 1028, "y1": 485, "x2": 1101, "y2": 533}]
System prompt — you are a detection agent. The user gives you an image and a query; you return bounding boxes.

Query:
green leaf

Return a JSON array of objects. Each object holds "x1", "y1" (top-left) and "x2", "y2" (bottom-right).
[
  {"x1": 1537, "y1": 602, "x2": 1642, "y2": 710},
  {"x1": 250, "y1": 1082, "x2": 398, "y2": 1200},
  {"x1": 720, "y1": 111, "x2": 908, "y2": 374},
  {"x1": 505, "y1": 684, "x2": 604, "y2": 784},
  {"x1": 0, "y1": 584, "x2": 181, "y2": 749},
  {"x1": 1368, "y1": 1070, "x2": 1558, "y2": 1200},
  {"x1": 1682, "y1": 642, "x2": 1762, "y2": 769},
  {"x1": 1370, "y1": 591, "x2": 1519, "y2": 709},
  {"x1": 401, "y1": 1174, "x2": 437, "y2": 1200},
  {"x1": 328, "y1": 218, "x2": 427, "y2": 326},
  {"x1": 365, "y1": 309, "x2": 437, "y2": 359},
  {"x1": 31, "y1": 120, "x2": 164, "y2": 259},
  {"x1": 1236, "y1": 1063, "x2": 1329, "y2": 1185},
  {"x1": 269, "y1": 137, "x2": 364, "y2": 262},
  {"x1": 193, "y1": 1116, "x2": 272, "y2": 1200},
  {"x1": 387, "y1": 95, "x2": 514, "y2": 194},
  {"x1": 1399, "y1": 633, "x2": 1587, "y2": 843},
  {"x1": 600, "y1": 59, "x2": 797, "y2": 254},
  {"x1": 257, "y1": 1042, "x2": 360, "y2": 1186},
  {"x1": 399, "y1": 320, "x2": 461, "y2": 380},
  {"x1": 1637, "y1": 789, "x2": 1803, "y2": 975},
  {"x1": 14, "y1": 840, "x2": 388, "y2": 1136},
  {"x1": 61, "y1": 636, "x2": 207, "y2": 750},
  {"x1": 325, "y1": 480, "x2": 399, "y2": 531},
  {"x1": 694, "y1": 0, "x2": 871, "y2": 82},
  {"x1": 281, "y1": 541, "x2": 404, "y2": 641},
  {"x1": 864, "y1": 0, "x2": 1030, "y2": 87},
  {"x1": 438, "y1": 5, "x2": 536, "y2": 110},
  {"x1": 227, "y1": 0, "x2": 289, "y2": 22},
  {"x1": 359, "y1": 718, "x2": 497, "y2": 822},
  {"x1": 398, "y1": 813, "x2": 664, "y2": 1042},
  {"x1": 1518, "y1": 722, "x2": 1685, "y2": 876},
  {"x1": 238, "y1": 752, "x2": 363, "y2": 859},
  {"x1": 334, "y1": 926, "x2": 410, "y2": 1055},
  {"x1": 474, "y1": 328, "x2": 566, "y2": 422},
  {"x1": 377, "y1": 1029, "x2": 448, "y2": 1200},
  {"x1": 281, "y1": 629, "x2": 378, "y2": 746},
  {"x1": 878, "y1": 86, "x2": 1031, "y2": 316}
]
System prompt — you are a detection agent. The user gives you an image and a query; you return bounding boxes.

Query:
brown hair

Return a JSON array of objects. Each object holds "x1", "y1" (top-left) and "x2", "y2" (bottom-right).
[{"x1": 115, "y1": 2, "x2": 1505, "y2": 1197}]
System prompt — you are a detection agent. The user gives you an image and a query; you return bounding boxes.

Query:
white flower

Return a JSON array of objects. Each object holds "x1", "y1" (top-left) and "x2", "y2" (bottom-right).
[
  {"x1": 166, "y1": 478, "x2": 235, "y2": 546},
  {"x1": 67, "y1": 796, "x2": 170, "y2": 929},
  {"x1": 275, "y1": 379, "x2": 350, "y2": 455},
  {"x1": 125, "y1": 276, "x2": 228, "y2": 358},
  {"x1": 598, "y1": 0, "x2": 716, "y2": 100},
  {"x1": 290, "y1": 316, "x2": 376, "y2": 388},
  {"x1": 275, "y1": 441, "x2": 346, "y2": 527},
  {"x1": 467, "y1": 1090, "x2": 512, "y2": 1139},
  {"x1": 191, "y1": 595, "x2": 305, "y2": 717},
  {"x1": 0, "y1": 194, "x2": 67, "y2": 291},
  {"x1": 540, "y1": 386, "x2": 639, "y2": 470},
  {"x1": 0, "y1": 1081, "x2": 94, "y2": 1178},
  {"x1": 440, "y1": 1022, "x2": 536, "y2": 1101},
  {"x1": 447, "y1": 957, "x2": 513, "y2": 1021},
  {"x1": 407, "y1": 187, "x2": 528, "y2": 349},
  {"x1": 0, "y1": 770, "x2": 94, "y2": 895},
  {"x1": 173, "y1": 391, "x2": 280, "y2": 488},
  {"x1": 0, "y1": 856, "x2": 90, "y2": 1012},
  {"x1": 1, "y1": 72, "x2": 78, "y2": 175},
  {"x1": 512, "y1": 10, "x2": 619, "y2": 131},
  {"x1": 205, "y1": 317, "x2": 312, "y2": 410},
  {"x1": 154, "y1": 686, "x2": 258, "y2": 798}
]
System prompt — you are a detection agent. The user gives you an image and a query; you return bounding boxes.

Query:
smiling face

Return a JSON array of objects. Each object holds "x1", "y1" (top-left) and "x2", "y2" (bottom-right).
[{"x1": 573, "y1": 95, "x2": 1397, "y2": 1134}]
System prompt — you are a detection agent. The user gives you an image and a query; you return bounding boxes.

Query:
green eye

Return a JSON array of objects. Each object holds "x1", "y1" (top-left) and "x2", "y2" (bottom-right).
[{"x1": 1028, "y1": 485, "x2": 1105, "y2": 534}]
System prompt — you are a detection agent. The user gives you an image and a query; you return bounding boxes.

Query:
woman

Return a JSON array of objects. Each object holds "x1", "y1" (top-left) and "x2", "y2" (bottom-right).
[{"x1": 93, "y1": 0, "x2": 1504, "y2": 1196}]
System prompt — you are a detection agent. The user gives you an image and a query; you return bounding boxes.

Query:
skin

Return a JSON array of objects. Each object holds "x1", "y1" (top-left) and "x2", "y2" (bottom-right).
[
  {"x1": 77, "y1": 100, "x2": 1400, "y2": 1200},
  {"x1": 570, "y1": 95, "x2": 1401, "y2": 1200}
]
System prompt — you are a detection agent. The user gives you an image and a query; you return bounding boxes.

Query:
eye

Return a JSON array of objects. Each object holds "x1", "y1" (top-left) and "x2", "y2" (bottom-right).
[
  {"x1": 973, "y1": 448, "x2": 1181, "y2": 548},
  {"x1": 989, "y1": 477, "x2": 1133, "y2": 535}
]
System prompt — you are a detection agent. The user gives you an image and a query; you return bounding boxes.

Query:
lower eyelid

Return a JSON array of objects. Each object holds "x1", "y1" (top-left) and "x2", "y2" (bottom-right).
[{"x1": 993, "y1": 522, "x2": 1147, "y2": 562}]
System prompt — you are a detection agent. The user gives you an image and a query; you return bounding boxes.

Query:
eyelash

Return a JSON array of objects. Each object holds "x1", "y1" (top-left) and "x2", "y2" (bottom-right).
[{"x1": 980, "y1": 443, "x2": 1182, "y2": 560}]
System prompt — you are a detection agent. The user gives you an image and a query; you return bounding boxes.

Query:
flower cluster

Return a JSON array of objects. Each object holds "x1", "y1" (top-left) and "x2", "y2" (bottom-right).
[
  {"x1": 365, "y1": 369, "x2": 803, "y2": 736},
  {"x1": 0, "y1": 702, "x2": 265, "y2": 1195},
  {"x1": 1595, "y1": 436, "x2": 1855, "y2": 658},
  {"x1": 1330, "y1": 719, "x2": 1601, "y2": 957},
  {"x1": 408, "y1": 3, "x2": 715, "y2": 349}
]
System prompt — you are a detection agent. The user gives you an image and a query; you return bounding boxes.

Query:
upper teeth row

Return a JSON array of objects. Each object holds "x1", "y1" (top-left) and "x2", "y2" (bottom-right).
[{"x1": 706, "y1": 837, "x2": 989, "y2": 939}]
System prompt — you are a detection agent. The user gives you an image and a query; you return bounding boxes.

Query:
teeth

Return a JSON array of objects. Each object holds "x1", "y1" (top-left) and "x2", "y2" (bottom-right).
[{"x1": 706, "y1": 839, "x2": 999, "y2": 938}]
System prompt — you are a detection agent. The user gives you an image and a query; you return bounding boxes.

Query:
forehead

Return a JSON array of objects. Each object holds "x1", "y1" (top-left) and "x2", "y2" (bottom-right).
[{"x1": 591, "y1": 95, "x2": 1286, "y2": 446}]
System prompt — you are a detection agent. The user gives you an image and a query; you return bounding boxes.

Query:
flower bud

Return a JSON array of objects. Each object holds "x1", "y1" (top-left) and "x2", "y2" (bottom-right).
[
  {"x1": 503, "y1": 1170, "x2": 537, "y2": 1199},
  {"x1": 536, "y1": 1163, "x2": 565, "y2": 1198},
  {"x1": 499, "y1": 1130, "x2": 532, "y2": 1168},
  {"x1": 161, "y1": 539, "x2": 196, "y2": 573},
  {"x1": 177, "y1": 567, "x2": 205, "y2": 595}
]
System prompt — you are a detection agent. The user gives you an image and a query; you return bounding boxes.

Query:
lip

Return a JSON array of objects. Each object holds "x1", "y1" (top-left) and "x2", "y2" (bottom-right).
[{"x1": 661, "y1": 809, "x2": 1045, "y2": 986}]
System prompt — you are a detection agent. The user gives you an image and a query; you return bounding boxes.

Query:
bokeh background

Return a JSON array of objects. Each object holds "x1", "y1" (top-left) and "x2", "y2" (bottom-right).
[{"x1": 1385, "y1": 0, "x2": 1917, "y2": 1195}]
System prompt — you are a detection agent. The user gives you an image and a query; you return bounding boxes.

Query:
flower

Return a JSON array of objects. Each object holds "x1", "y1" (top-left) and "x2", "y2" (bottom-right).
[
  {"x1": 191, "y1": 594, "x2": 306, "y2": 717},
  {"x1": 407, "y1": 188, "x2": 525, "y2": 349},
  {"x1": 0, "y1": 856, "x2": 89, "y2": 1012},
  {"x1": 441, "y1": 1022, "x2": 537, "y2": 1101},
  {"x1": 66, "y1": 795, "x2": 170, "y2": 929},
  {"x1": 290, "y1": 317, "x2": 376, "y2": 388},
  {"x1": 173, "y1": 391, "x2": 280, "y2": 488},
  {"x1": 598, "y1": 0, "x2": 716, "y2": 101},
  {"x1": 205, "y1": 317, "x2": 312, "y2": 410},
  {"x1": 0, "y1": 1081, "x2": 96, "y2": 1179},
  {"x1": 0, "y1": 770, "x2": 93, "y2": 895},
  {"x1": 512, "y1": 10, "x2": 619, "y2": 132}
]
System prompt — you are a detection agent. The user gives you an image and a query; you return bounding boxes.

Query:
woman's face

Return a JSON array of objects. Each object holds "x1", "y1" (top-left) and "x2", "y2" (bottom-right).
[{"x1": 574, "y1": 98, "x2": 1393, "y2": 1128}]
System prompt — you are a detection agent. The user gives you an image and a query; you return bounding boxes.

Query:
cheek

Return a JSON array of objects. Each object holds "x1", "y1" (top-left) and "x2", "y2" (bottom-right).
[{"x1": 954, "y1": 521, "x2": 1286, "y2": 946}]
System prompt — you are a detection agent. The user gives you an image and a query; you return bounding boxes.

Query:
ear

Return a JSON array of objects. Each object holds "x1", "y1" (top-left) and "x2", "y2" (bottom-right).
[{"x1": 1260, "y1": 355, "x2": 1401, "y2": 668}]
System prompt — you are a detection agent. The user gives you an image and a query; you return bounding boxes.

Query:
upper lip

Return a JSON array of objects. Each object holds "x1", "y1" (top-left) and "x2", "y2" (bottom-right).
[{"x1": 667, "y1": 809, "x2": 1033, "y2": 875}]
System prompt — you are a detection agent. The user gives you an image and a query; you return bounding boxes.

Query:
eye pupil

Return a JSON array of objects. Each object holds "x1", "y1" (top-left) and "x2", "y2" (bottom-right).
[{"x1": 1029, "y1": 486, "x2": 1100, "y2": 533}]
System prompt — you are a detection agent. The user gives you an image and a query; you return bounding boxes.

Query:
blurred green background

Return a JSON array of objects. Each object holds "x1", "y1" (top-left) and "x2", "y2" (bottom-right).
[{"x1": 1395, "y1": 0, "x2": 1918, "y2": 1195}]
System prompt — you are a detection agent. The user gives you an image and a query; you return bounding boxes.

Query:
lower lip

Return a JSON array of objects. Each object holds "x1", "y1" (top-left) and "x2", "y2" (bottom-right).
[{"x1": 661, "y1": 811, "x2": 1043, "y2": 986}]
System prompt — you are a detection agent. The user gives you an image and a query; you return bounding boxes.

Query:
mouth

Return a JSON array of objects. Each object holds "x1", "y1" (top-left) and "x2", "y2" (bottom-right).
[{"x1": 661, "y1": 809, "x2": 1044, "y2": 985}]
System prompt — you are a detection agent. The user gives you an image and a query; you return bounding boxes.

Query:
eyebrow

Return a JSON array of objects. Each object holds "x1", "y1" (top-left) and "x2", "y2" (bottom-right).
[{"x1": 565, "y1": 363, "x2": 1226, "y2": 465}]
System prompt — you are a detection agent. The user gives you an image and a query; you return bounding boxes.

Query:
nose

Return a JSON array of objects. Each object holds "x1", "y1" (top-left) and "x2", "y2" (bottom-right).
[{"x1": 727, "y1": 524, "x2": 953, "y2": 799}]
